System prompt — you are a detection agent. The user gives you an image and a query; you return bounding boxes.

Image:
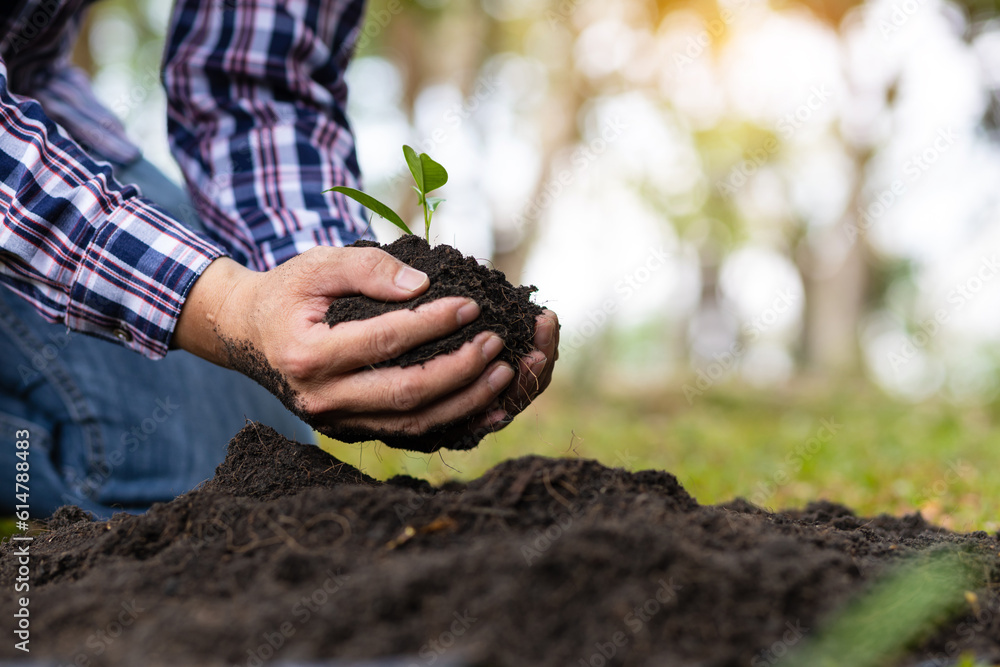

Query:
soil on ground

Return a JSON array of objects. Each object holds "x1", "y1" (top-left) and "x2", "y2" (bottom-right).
[{"x1": 2, "y1": 423, "x2": 999, "y2": 667}]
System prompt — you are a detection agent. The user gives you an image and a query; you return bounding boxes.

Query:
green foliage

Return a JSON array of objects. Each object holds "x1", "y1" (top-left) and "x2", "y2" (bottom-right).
[
  {"x1": 402, "y1": 145, "x2": 448, "y2": 241},
  {"x1": 326, "y1": 145, "x2": 448, "y2": 242},
  {"x1": 321, "y1": 382, "x2": 1000, "y2": 533},
  {"x1": 777, "y1": 549, "x2": 984, "y2": 667},
  {"x1": 954, "y1": 655, "x2": 994, "y2": 667},
  {"x1": 325, "y1": 186, "x2": 413, "y2": 235},
  {"x1": 0, "y1": 517, "x2": 18, "y2": 540},
  {"x1": 403, "y1": 145, "x2": 447, "y2": 193}
]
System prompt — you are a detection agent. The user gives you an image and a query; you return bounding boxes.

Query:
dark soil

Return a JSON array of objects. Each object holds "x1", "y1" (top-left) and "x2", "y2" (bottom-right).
[
  {"x1": 3, "y1": 423, "x2": 999, "y2": 667},
  {"x1": 324, "y1": 236, "x2": 543, "y2": 370}
]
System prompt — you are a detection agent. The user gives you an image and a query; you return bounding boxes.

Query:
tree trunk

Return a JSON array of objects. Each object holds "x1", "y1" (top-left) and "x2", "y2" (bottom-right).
[
  {"x1": 491, "y1": 71, "x2": 584, "y2": 284},
  {"x1": 796, "y1": 148, "x2": 873, "y2": 376}
]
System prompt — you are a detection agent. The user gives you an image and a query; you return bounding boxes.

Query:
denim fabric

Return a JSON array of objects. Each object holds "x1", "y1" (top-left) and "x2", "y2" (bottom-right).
[{"x1": 0, "y1": 156, "x2": 313, "y2": 520}]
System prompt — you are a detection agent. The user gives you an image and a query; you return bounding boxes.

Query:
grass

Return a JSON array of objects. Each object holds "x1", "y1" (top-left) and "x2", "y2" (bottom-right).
[
  {"x1": 778, "y1": 548, "x2": 986, "y2": 667},
  {"x1": 0, "y1": 518, "x2": 18, "y2": 540},
  {"x1": 321, "y1": 376, "x2": 1000, "y2": 532}
]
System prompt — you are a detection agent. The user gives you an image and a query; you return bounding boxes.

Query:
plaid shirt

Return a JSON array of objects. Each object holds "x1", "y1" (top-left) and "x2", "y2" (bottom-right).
[{"x1": 0, "y1": 0, "x2": 369, "y2": 359}]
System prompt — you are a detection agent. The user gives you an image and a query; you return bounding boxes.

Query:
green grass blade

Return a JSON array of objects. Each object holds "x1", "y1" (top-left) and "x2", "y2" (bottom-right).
[
  {"x1": 325, "y1": 186, "x2": 412, "y2": 235},
  {"x1": 777, "y1": 549, "x2": 985, "y2": 667}
]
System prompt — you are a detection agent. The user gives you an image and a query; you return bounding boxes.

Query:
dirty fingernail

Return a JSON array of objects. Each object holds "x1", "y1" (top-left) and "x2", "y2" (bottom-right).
[
  {"x1": 487, "y1": 365, "x2": 515, "y2": 393},
  {"x1": 457, "y1": 300, "x2": 481, "y2": 326},
  {"x1": 482, "y1": 334, "x2": 504, "y2": 360},
  {"x1": 395, "y1": 266, "x2": 428, "y2": 292},
  {"x1": 486, "y1": 409, "x2": 508, "y2": 426}
]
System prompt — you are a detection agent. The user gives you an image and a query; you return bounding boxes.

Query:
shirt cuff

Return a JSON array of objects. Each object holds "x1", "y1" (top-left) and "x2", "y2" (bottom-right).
[{"x1": 65, "y1": 199, "x2": 226, "y2": 359}]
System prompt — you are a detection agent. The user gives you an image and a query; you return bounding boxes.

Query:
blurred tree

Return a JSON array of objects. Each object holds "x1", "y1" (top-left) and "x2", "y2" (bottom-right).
[{"x1": 72, "y1": 0, "x2": 1000, "y2": 387}]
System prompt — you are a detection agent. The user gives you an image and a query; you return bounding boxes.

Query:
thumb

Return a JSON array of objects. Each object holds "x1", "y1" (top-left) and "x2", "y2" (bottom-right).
[{"x1": 297, "y1": 246, "x2": 430, "y2": 301}]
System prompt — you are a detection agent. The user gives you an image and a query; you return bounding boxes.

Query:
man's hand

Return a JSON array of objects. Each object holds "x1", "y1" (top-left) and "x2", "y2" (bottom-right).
[
  {"x1": 424, "y1": 306, "x2": 558, "y2": 450},
  {"x1": 477, "y1": 308, "x2": 558, "y2": 431},
  {"x1": 173, "y1": 247, "x2": 557, "y2": 445}
]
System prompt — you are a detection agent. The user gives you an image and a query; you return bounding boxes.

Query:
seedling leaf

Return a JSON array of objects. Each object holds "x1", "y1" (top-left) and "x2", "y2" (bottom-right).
[
  {"x1": 420, "y1": 154, "x2": 448, "y2": 192},
  {"x1": 403, "y1": 145, "x2": 449, "y2": 194},
  {"x1": 403, "y1": 145, "x2": 424, "y2": 193},
  {"x1": 426, "y1": 197, "x2": 446, "y2": 212},
  {"x1": 324, "y1": 186, "x2": 413, "y2": 235}
]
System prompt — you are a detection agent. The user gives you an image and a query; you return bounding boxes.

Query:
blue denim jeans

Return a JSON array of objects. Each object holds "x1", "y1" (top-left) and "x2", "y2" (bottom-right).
[{"x1": 0, "y1": 156, "x2": 312, "y2": 520}]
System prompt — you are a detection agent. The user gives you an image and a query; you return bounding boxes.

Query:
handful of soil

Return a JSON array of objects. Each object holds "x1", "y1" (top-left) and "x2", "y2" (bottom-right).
[
  {"x1": 322, "y1": 235, "x2": 544, "y2": 450},
  {"x1": 326, "y1": 236, "x2": 542, "y2": 368}
]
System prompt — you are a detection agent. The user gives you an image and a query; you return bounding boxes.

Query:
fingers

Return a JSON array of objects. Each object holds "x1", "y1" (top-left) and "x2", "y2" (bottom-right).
[
  {"x1": 503, "y1": 350, "x2": 548, "y2": 414},
  {"x1": 295, "y1": 246, "x2": 430, "y2": 302},
  {"x1": 467, "y1": 404, "x2": 515, "y2": 436},
  {"x1": 336, "y1": 358, "x2": 515, "y2": 437},
  {"x1": 416, "y1": 388, "x2": 519, "y2": 452},
  {"x1": 530, "y1": 308, "x2": 559, "y2": 395},
  {"x1": 276, "y1": 249, "x2": 559, "y2": 442},
  {"x1": 310, "y1": 331, "x2": 511, "y2": 415},
  {"x1": 497, "y1": 310, "x2": 560, "y2": 418},
  {"x1": 535, "y1": 310, "x2": 560, "y2": 361},
  {"x1": 302, "y1": 296, "x2": 482, "y2": 373}
]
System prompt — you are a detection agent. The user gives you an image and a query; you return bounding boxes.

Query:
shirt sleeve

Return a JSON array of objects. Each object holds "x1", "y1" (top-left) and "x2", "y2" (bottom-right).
[
  {"x1": 3, "y1": 0, "x2": 141, "y2": 168},
  {"x1": 30, "y1": 61, "x2": 142, "y2": 168},
  {"x1": 163, "y1": 0, "x2": 372, "y2": 272},
  {"x1": 0, "y1": 56, "x2": 225, "y2": 360}
]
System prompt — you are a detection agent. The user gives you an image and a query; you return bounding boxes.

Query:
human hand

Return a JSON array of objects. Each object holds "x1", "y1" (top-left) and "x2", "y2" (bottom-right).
[
  {"x1": 174, "y1": 247, "x2": 519, "y2": 443},
  {"x1": 475, "y1": 309, "x2": 559, "y2": 431},
  {"x1": 412, "y1": 307, "x2": 559, "y2": 452}
]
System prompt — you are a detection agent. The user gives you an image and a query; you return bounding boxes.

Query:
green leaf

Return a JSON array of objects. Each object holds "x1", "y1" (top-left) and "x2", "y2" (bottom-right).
[
  {"x1": 324, "y1": 186, "x2": 412, "y2": 235},
  {"x1": 403, "y1": 145, "x2": 449, "y2": 194},
  {"x1": 403, "y1": 145, "x2": 424, "y2": 193},
  {"x1": 426, "y1": 197, "x2": 446, "y2": 212},
  {"x1": 419, "y1": 154, "x2": 448, "y2": 192},
  {"x1": 411, "y1": 185, "x2": 426, "y2": 206}
]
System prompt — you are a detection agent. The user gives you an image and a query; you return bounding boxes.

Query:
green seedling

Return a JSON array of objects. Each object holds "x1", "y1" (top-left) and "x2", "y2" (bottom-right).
[{"x1": 325, "y1": 145, "x2": 448, "y2": 243}]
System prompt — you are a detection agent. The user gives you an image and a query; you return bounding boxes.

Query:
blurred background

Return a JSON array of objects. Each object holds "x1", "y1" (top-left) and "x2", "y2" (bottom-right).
[{"x1": 76, "y1": 0, "x2": 1000, "y2": 530}]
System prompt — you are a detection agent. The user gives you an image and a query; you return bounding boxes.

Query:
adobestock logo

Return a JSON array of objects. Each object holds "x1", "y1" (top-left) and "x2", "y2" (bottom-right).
[
  {"x1": 511, "y1": 117, "x2": 629, "y2": 231},
  {"x1": 718, "y1": 87, "x2": 833, "y2": 199},
  {"x1": 563, "y1": 246, "x2": 674, "y2": 354},
  {"x1": 577, "y1": 579, "x2": 683, "y2": 667},
  {"x1": 672, "y1": 0, "x2": 752, "y2": 71},
  {"x1": 776, "y1": 85, "x2": 832, "y2": 138},
  {"x1": 846, "y1": 127, "x2": 958, "y2": 244},
  {"x1": 888, "y1": 254, "x2": 999, "y2": 373},
  {"x1": 683, "y1": 289, "x2": 800, "y2": 404}
]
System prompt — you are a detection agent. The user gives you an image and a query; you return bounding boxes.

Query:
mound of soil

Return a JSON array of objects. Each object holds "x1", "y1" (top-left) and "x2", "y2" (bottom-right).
[
  {"x1": 324, "y1": 236, "x2": 543, "y2": 371},
  {"x1": 3, "y1": 423, "x2": 999, "y2": 667}
]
